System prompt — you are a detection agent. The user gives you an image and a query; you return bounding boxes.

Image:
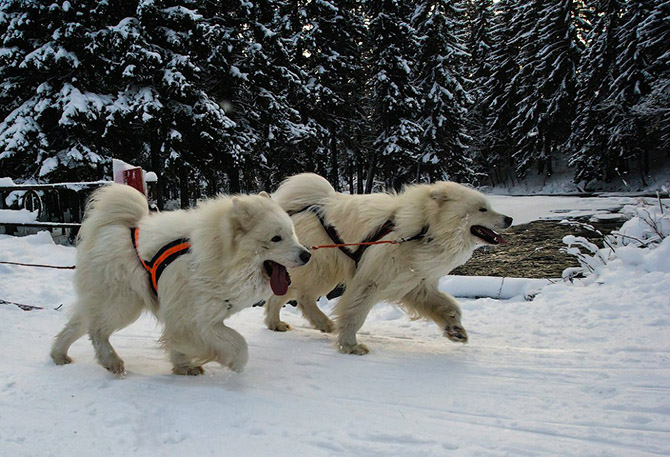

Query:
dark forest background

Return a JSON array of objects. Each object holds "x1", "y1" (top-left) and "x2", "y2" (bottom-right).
[{"x1": 0, "y1": 0, "x2": 668, "y2": 208}]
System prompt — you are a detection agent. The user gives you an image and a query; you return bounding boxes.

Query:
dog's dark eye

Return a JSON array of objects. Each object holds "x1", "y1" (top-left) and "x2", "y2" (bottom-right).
[
  {"x1": 271, "y1": 235, "x2": 282, "y2": 243},
  {"x1": 479, "y1": 208, "x2": 488, "y2": 212}
]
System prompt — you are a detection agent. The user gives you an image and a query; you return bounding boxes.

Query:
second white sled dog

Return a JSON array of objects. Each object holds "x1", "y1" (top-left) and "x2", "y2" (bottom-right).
[
  {"x1": 51, "y1": 184, "x2": 310, "y2": 375},
  {"x1": 265, "y1": 173, "x2": 512, "y2": 354}
]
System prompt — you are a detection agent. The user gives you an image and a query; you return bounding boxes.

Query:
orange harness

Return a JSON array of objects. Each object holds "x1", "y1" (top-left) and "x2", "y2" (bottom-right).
[{"x1": 130, "y1": 228, "x2": 191, "y2": 296}]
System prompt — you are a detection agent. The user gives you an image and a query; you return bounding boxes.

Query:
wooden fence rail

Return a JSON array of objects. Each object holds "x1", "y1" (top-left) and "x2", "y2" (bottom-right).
[{"x1": 0, "y1": 181, "x2": 108, "y2": 239}]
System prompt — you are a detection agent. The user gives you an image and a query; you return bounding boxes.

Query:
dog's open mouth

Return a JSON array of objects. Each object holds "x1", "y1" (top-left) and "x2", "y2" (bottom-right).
[
  {"x1": 263, "y1": 260, "x2": 291, "y2": 296},
  {"x1": 470, "y1": 225, "x2": 507, "y2": 245}
]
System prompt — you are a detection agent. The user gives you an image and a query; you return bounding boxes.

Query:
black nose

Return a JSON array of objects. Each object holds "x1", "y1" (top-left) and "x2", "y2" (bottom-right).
[
  {"x1": 503, "y1": 216, "x2": 513, "y2": 228},
  {"x1": 299, "y1": 249, "x2": 311, "y2": 265}
]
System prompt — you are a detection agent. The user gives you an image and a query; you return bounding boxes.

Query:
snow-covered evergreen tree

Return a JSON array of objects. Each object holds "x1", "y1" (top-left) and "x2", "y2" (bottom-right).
[
  {"x1": 569, "y1": 0, "x2": 622, "y2": 184},
  {"x1": 365, "y1": 0, "x2": 423, "y2": 191},
  {"x1": 570, "y1": 0, "x2": 658, "y2": 186},
  {"x1": 414, "y1": 0, "x2": 473, "y2": 183},
  {"x1": 0, "y1": 0, "x2": 112, "y2": 182},
  {"x1": 0, "y1": 0, "x2": 239, "y2": 207},
  {"x1": 477, "y1": 0, "x2": 521, "y2": 185},
  {"x1": 101, "y1": 1, "x2": 238, "y2": 207},
  {"x1": 608, "y1": 0, "x2": 655, "y2": 184},
  {"x1": 507, "y1": 1, "x2": 544, "y2": 177},
  {"x1": 506, "y1": 0, "x2": 589, "y2": 180},
  {"x1": 636, "y1": 0, "x2": 670, "y2": 154},
  {"x1": 228, "y1": 0, "x2": 316, "y2": 191},
  {"x1": 300, "y1": 0, "x2": 367, "y2": 192},
  {"x1": 464, "y1": 0, "x2": 494, "y2": 183},
  {"x1": 4, "y1": 0, "x2": 665, "y2": 195}
]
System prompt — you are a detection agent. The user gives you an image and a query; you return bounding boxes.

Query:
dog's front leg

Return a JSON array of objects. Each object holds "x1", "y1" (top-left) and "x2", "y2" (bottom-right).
[
  {"x1": 334, "y1": 280, "x2": 378, "y2": 355},
  {"x1": 205, "y1": 323, "x2": 249, "y2": 373},
  {"x1": 265, "y1": 294, "x2": 292, "y2": 332},
  {"x1": 170, "y1": 350, "x2": 205, "y2": 376},
  {"x1": 402, "y1": 283, "x2": 468, "y2": 343}
]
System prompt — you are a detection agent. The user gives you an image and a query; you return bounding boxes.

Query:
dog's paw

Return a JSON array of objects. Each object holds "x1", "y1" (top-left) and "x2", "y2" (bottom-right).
[
  {"x1": 268, "y1": 321, "x2": 291, "y2": 332},
  {"x1": 316, "y1": 319, "x2": 335, "y2": 333},
  {"x1": 339, "y1": 343, "x2": 370, "y2": 355},
  {"x1": 172, "y1": 366, "x2": 205, "y2": 376},
  {"x1": 227, "y1": 359, "x2": 246, "y2": 373},
  {"x1": 444, "y1": 325, "x2": 468, "y2": 344},
  {"x1": 103, "y1": 359, "x2": 126, "y2": 377},
  {"x1": 51, "y1": 353, "x2": 73, "y2": 365}
]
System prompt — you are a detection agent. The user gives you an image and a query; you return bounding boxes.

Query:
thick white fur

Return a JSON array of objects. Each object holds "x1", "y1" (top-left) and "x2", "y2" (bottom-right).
[
  {"x1": 265, "y1": 173, "x2": 512, "y2": 354},
  {"x1": 51, "y1": 184, "x2": 309, "y2": 375}
]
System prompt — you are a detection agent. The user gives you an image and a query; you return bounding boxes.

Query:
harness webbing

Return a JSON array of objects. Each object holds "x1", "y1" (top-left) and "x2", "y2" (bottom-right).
[
  {"x1": 351, "y1": 219, "x2": 395, "y2": 264},
  {"x1": 288, "y1": 205, "x2": 428, "y2": 267},
  {"x1": 130, "y1": 228, "x2": 191, "y2": 296}
]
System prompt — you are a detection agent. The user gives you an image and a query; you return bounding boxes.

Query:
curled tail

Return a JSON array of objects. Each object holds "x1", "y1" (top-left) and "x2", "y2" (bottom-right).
[
  {"x1": 78, "y1": 184, "x2": 149, "y2": 243},
  {"x1": 272, "y1": 173, "x2": 336, "y2": 213}
]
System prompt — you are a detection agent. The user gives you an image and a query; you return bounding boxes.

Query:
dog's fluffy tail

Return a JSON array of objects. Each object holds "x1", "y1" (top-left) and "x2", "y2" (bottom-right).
[
  {"x1": 78, "y1": 184, "x2": 149, "y2": 242},
  {"x1": 272, "y1": 173, "x2": 336, "y2": 213}
]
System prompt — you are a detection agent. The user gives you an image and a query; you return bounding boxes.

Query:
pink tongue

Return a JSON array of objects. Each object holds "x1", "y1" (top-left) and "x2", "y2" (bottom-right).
[
  {"x1": 495, "y1": 232, "x2": 507, "y2": 245},
  {"x1": 270, "y1": 262, "x2": 289, "y2": 296},
  {"x1": 481, "y1": 227, "x2": 507, "y2": 245}
]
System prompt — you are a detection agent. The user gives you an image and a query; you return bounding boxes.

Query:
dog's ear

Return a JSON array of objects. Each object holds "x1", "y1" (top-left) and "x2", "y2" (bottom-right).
[
  {"x1": 259, "y1": 191, "x2": 271, "y2": 199},
  {"x1": 231, "y1": 197, "x2": 256, "y2": 233},
  {"x1": 430, "y1": 187, "x2": 450, "y2": 203}
]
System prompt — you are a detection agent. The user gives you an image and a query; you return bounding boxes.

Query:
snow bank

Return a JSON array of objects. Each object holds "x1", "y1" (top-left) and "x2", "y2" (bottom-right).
[
  {"x1": 563, "y1": 201, "x2": 669, "y2": 280},
  {"x1": 616, "y1": 203, "x2": 670, "y2": 247},
  {"x1": 439, "y1": 275, "x2": 549, "y2": 299}
]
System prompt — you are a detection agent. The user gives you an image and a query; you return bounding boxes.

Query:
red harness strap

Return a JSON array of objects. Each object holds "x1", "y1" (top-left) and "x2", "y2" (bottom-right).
[{"x1": 130, "y1": 228, "x2": 191, "y2": 296}]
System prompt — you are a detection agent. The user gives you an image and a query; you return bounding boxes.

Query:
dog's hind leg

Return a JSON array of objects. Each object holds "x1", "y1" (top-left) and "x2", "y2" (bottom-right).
[
  {"x1": 170, "y1": 350, "x2": 204, "y2": 376},
  {"x1": 297, "y1": 294, "x2": 334, "y2": 333},
  {"x1": 402, "y1": 282, "x2": 468, "y2": 343},
  {"x1": 88, "y1": 298, "x2": 144, "y2": 375},
  {"x1": 265, "y1": 295, "x2": 291, "y2": 332},
  {"x1": 334, "y1": 280, "x2": 378, "y2": 355},
  {"x1": 51, "y1": 308, "x2": 87, "y2": 365},
  {"x1": 90, "y1": 327, "x2": 126, "y2": 375}
]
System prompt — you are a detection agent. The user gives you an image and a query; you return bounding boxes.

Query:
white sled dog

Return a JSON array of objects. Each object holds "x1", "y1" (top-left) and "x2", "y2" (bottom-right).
[
  {"x1": 264, "y1": 173, "x2": 512, "y2": 354},
  {"x1": 51, "y1": 184, "x2": 310, "y2": 375}
]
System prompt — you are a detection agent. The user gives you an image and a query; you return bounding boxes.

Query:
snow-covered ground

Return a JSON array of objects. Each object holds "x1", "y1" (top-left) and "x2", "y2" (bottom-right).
[{"x1": 1, "y1": 197, "x2": 669, "y2": 457}]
